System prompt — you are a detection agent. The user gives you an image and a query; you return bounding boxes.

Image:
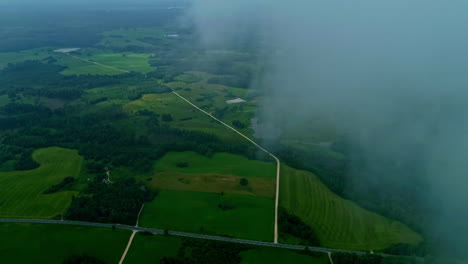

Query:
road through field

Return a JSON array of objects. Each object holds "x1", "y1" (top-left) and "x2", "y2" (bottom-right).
[
  {"x1": 172, "y1": 91, "x2": 281, "y2": 243},
  {"x1": 119, "y1": 204, "x2": 145, "y2": 264},
  {"x1": 64, "y1": 53, "x2": 281, "y2": 243},
  {"x1": 0, "y1": 218, "x2": 364, "y2": 257}
]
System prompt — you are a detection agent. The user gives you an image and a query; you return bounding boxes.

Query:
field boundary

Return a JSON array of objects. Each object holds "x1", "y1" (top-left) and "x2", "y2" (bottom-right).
[{"x1": 172, "y1": 91, "x2": 281, "y2": 243}]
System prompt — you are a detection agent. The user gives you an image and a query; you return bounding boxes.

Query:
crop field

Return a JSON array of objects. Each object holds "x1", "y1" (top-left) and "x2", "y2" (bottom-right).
[
  {"x1": 0, "y1": 223, "x2": 129, "y2": 264},
  {"x1": 125, "y1": 234, "x2": 329, "y2": 264},
  {"x1": 279, "y1": 165, "x2": 423, "y2": 251},
  {"x1": 0, "y1": 48, "x2": 52, "y2": 69},
  {"x1": 125, "y1": 92, "x2": 254, "y2": 141},
  {"x1": 140, "y1": 190, "x2": 275, "y2": 241},
  {"x1": 155, "y1": 151, "x2": 276, "y2": 178},
  {"x1": 240, "y1": 248, "x2": 329, "y2": 264},
  {"x1": 146, "y1": 151, "x2": 276, "y2": 198},
  {"x1": 124, "y1": 233, "x2": 182, "y2": 264},
  {"x1": 98, "y1": 27, "x2": 166, "y2": 49},
  {"x1": 57, "y1": 52, "x2": 153, "y2": 75},
  {"x1": 0, "y1": 147, "x2": 83, "y2": 218}
]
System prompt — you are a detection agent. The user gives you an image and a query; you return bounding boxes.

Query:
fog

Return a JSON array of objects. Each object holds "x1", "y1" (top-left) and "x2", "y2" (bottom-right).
[{"x1": 189, "y1": 0, "x2": 468, "y2": 258}]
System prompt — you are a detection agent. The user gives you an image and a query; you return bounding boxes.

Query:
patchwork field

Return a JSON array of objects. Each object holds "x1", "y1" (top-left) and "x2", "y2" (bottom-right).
[
  {"x1": 0, "y1": 223, "x2": 129, "y2": 264},
  {"x1": 0, "y1": 147, "x2": 83, "y2": 218},
  {"x1": 0, "y1": 48, "x2": 52, "y2": 69},
  {"x1": 125, "y1": 234, "x2": 329, "y2": 264},
  {"x1": 140, "y1": 190, "x2": 275, "y2": 241},
  {"x1": 240, "y1": 248, "x2": 329, "y2": 264},
  {"x1": 155, "y1": 151, "x2": 276, "y2": 178},
  {"x1": 124, "y1": 71, "x2": 257, "y2": 141},
  {"x1": 58, "y1": 52, "x2": 153, "y2": 75},
  {"x1": 279, "y1": 165, "x2": 423, "y2": 251}
]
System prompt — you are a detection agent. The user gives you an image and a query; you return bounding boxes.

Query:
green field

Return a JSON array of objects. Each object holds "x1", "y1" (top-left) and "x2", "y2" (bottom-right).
[
  {"x1": 146, "y1": 151, "x2": 276, "y2": 198},
  {"x1": 125, "y1": 233, "x2": 329, "y2": 264},
  {"x1": 0, "y1": 147, "x2": 83, "y2": 218},
  {"x1": 140, "y1": 190, "x2": 274, "y2": 241},
  {"x1": 279, "y1": 165, "x2": 423, "y2": 251},
  {"x1": 124, "y1": 233, "x2": 182, "y2": 264},
  {"x1": 0, "y1": 48, "x2": 52, "y2": 69},
  {"x1": 240, "y1": 248, "x2": 329, "y2": 264},
  {"x1": 98, "y1": 27, "x2": 165, "y2": 49},
  {"x1": 154, "y1": 151, "x2": 276, "y2": 178},
  {"x1": 58, "y1": 52, "x2": 153, "y2": 75},
  {"x1": 0, "y1": 223, "x2": 129, "y2": 264},
  {"x1": 124, "y1": 71, "x2": 257, "y2": 141}
]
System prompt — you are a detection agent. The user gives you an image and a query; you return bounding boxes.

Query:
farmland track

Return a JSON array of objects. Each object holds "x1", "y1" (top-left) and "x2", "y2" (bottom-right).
[
  {"x1": 172, "y1": 91, "x2": 281, "y2": 243},
  {"x1": 66, "y1": 53, "x2": 279, "y2": 243}
]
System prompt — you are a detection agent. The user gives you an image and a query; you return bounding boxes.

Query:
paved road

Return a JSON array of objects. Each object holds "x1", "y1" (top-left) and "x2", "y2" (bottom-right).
[
  {"x1": 172, "y1": 91, "x2": 282, "y2": 243},
  {"x1": 0, "y1": 218, "x2": 363, "y2": 255},
  {"x1": 66, "y1": 54, "x2": 130, "y2": 74}
]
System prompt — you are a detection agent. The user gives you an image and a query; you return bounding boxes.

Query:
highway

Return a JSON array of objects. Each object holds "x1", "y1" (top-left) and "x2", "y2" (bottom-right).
[{"x1": 0, "y1": 218, "x2": 363, "y2": 255}]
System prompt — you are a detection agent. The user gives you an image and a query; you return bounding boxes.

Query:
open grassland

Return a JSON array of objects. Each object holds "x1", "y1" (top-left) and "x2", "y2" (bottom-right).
[
  {"x1": 0, "y1": 223, "x2": 129, "y2": 264},
  {"x1": 125, "y1": 234, "x2": 329, "y2": 264},
  {"x1": 58, "y1": 52, "x2": 153, "y2": 75},
  {"x1": 140, "y1": 190, "x2": 274, "y2": 241},
  {"x1": 0, "y1": 48, "x2": 52, "y2": 69},
  {"x1": 279, "y1": 165, "x2": 423, "y2": 251},
  {"x1": 0, "y1": 147, "x2": 83, "y2": 218},
  {"x1": 146, "y1": 151, "x2": 276, "y2": 197},
  {"x1": 155, "y1": 151, "x2": 276, "y2": 178},
  {"x1": 149, "y1": 172, "x2": 275, "y2": 198},
  {"x1": 125, "y1": 71, "x2": 257, "y2": 140},
  {"x1": 99, "y1": 27, "x2": 165, "y2": 49},
  {"x1": 240, "y1": 248, "x2": 329, "y2": 264},
  {"x1": 124, "y1": 92, "x2": 251, "y2": 141},
  {"x1": 124, "y1": 233, "x2": 182, "y2": 264}
]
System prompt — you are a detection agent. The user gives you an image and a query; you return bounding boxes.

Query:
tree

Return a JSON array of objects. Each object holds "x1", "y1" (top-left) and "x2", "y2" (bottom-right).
[
  {"x1": 162, "y1": 114, "x2": 173, "y2": 122},
  {"x1": 240, "y1": 178, "x2": 248, "y2": 186}
]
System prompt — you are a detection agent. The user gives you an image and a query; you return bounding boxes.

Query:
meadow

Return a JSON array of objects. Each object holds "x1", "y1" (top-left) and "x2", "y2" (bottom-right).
[
  {"x1": 0, "y1": 223, "x2": 130, "y2": 264},
  {"x1": 0, "y1": 147, "x2": 83, "y2": 218},
  {"x1": 0, "y1": 48, "x2": 52, "y2": 69},
  {"x1": 140, "y1": 190, "x2": 275, "y2": 241},
  {"x1": 154, "y1": 151, "x2": 276, "y2": 178},
  {"x1": 58, "y1": 52, "x2": 153, "y2": 75},
  {"x1": 279, "y1": 164, "x2": 423, "y2": 251},
  {"x1": 125, "y1": 234, "x2": 329, "y2": 264}
]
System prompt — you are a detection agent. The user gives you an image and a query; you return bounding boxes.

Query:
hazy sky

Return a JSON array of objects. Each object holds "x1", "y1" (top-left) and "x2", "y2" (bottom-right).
[{"x1": 190, "y1": 0, "x2": 468, "y2": 258}]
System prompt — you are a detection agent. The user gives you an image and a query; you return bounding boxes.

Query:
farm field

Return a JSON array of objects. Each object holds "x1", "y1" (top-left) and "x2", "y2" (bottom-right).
[
  {"x1": 279, "y1": 165, "x2": 423, "y2": 251},
  {"x1": 0, "y1": 223, "x2": 129, "y2": 264},
  {"x1": 140, "y1": 189, "x2": 275, "y2": 241},
  {"x1": 154, "y1": 151, "x2": 276, "y2": 178},
  {"x1": 124, "y1": 71, "x2": 257, "y2": 140},
  {"x1": 124, "y1": 233, "x2": 182, "y2": 264},
  {"x1": 58, "y1": 52, "x2": 153, "y2": 75},
  {"x1": 240, "y1": 248, "x2": 329, "y2": 264},
  {"x1": 146, "y1": 151, "x2": 276, "y2": 198},
  {"x1": 0, "y1": 147, "x2": 83, "y2": 218},
  {"x1": 0, "y1": 48, "x2": 52, "y2": 69},
  {"x1": 125, "y1": 234, "x2": 329, "y2": 264}
]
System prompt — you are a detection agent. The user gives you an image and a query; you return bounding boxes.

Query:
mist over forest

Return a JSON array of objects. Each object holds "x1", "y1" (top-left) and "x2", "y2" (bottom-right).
[{"x1": 189, "y1": 0, "x2": 468, "y2": 258}]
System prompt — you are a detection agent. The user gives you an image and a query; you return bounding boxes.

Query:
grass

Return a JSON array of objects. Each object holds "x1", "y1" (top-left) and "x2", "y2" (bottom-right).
[
  {"x1": 0, "y1": 147, "x2": 83, "y2": 218},
  {"x1": 279, "y1": 164, "x2": 423, "y2": 251},
  {"x1": 140, "y1": 189, "x2": 274, "y2": 241},
  {"x1": 240, "y1": 248, "x2": 329, "y2": 264},
  {"x1": 0, "y1": 48, "x2": 52, "y2": 69},
  {"x1": 124, "y1": 71, "x2": 257, "y2": 141},
  {"x1": 98, "y1": 27, "x2": 165, "y2": 49},
  {"x1": 125, "y1": 234, "x2": 329, "y2": 264},
  {"x1": 124, "y1": 233, "x2": 182, "y2": 264},
  {"x1": 0, "y1": 223, "x2": 130, "y2": 264},
  {"x1": 145, "y1": 151, "x2": 276, "y2": 198},
  {"x1": 148, "y1": 172, "x2": 275, "y2": 198},
  {"x1": 58, "y1": 52, "x2": 153, "y2": 75},
  {"x1": 155, "y1": 151, "x2": 276, "y2": 178}
]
